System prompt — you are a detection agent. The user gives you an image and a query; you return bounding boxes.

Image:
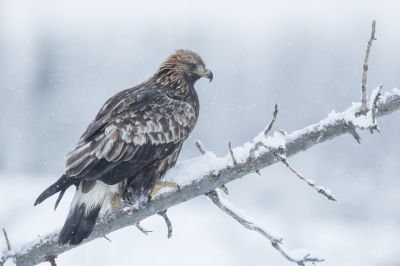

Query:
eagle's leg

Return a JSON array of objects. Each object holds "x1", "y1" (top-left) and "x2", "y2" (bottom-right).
[{"x1": 150, "y1": 179, "x2": 179, "y2": 199}]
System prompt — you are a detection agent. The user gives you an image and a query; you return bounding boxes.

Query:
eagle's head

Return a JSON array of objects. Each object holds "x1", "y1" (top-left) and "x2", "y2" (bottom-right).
[{"x1": 153, "y1": 49, "x2": 213, "y2": 93}]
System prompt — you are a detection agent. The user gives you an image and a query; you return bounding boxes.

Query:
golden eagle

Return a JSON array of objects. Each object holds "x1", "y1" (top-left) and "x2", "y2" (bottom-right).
[{"x1": 34, "y1": 49, "x2": 213, "y2": 246}]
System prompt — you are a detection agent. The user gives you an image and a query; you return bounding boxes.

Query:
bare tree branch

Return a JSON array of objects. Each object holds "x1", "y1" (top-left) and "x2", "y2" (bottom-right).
[
  {"x1": 274, "y1": 153, "x2": 338, "y2": 201},
  {"x1": 1, "y1": 229, "x2": 11, "y2": 266},
  {"x1": 43, "y1": 256, "x2": 57, "y2": 266},
  {"x1": 228, "y1": 141, "x2": 238, "y2": 167},
  {"x1": 206, "y1": 190, "x2": 324, "y2": 265},
  {"x1": 251, "y1": 103, "x2": 278, "y2": 163},
  {"x1": 205, "y1": 190, "x2": 281, "y2": 243},
  {"x1": 103, "y1": 235, "x2": 112, "y2": 242},
  {"x1": 264, "y1": 103, "x2": 278, "y2": 136},
  {"x1": 256, "y1": 101, "x2": 338, "y2": 202},
  {"x1": 2, "y1": 229, "x2": 11, "y2": 251},
  {"x1": 200, "y1": 137, "x2": 324, "y2": 265},
  {"x1": 157, "y1": 210, "x2": 172, "y2": 239},
  {"x1": 371, "y1": 86, "x2": 382, "y2": 122},
  {"x1": 199, "y1": 139, "x2": 324, "y2": 265},
  {"x1": 135, "y1": 223, "x2": 152, "y2": 235},
  {"x1": 218, "y1": 184, "x2": 229, "y2": 195},
  {"x1": 359, "y1": 20, "x2": 377, "y2": 116},
  {"x1": 195, "y1": 140, "x2": 207, "y2": 155},
  {"x1": 347, "y1": 123, "x2": 362, "y2": 144}
]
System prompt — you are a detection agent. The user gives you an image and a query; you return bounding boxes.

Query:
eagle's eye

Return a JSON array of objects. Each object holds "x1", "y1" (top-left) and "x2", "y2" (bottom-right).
[{"x1": 190, "y1": 64, "x2": 196, "y2": 70}]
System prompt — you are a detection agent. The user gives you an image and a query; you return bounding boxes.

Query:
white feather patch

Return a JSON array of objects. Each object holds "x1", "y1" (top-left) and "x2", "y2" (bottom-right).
[{"x1": 69, "y1": 181, "x2": 120, "y2": 216}]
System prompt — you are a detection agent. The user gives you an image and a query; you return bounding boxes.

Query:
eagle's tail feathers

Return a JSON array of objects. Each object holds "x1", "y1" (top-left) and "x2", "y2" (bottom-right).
[
  {"x1": 59, "y1": 202, "x2": 101, "y2": 246},
  {"x1": 34, "y1": 174, "x2": 78, "y2": 206},
  {"x1": 58, "y1": 181, "x2": 118, "y2": 246},
  {"x1": 54, "y1": 188, "x2": 67, "y2": 211}
]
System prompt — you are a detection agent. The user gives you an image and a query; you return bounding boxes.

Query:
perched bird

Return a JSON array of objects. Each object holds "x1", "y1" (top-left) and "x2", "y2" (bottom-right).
[{"x1": 34, "y1": 49, "x2": 213, "y2": 246}]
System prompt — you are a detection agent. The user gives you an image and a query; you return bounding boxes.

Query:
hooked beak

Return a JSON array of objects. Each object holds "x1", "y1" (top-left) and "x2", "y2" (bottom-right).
[
  {"x1": 196, "y1": 66, "x2": 213, "y2": 82},
  {"x1": 204, "y1": 66, "x2": 213, "y2": 82}
]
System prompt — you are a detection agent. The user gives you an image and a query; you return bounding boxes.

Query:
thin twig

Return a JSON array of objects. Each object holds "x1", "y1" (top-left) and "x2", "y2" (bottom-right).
[
  {"x1": 371, "y1": 85, "x2": 382, "y2": 125},
  {"x1": 347, "y1": 123, "x2": 362, "y2": 144},
  {"x1": 353, "y1": 86, "x2": 383, "y2": 134},
  {"x1": 157, "y1": 210, "x2": 172, "y2": 239},
  {"x1": 103, "y1": 235, "x2": 112, "y2": 242},
  {"x1": 228, "y1": 141, "x2": 238, "y2": 167},
  {"x1": 250, "y1": 103, "x2": 280, "y2": 158},
  {"x1": 195, "y1": 140, "x2": 207, "y2": 155},
  {"x1": 264, "y1": 103, "x2": 278, "y2": 136},
  {"x1": 359, "y1": 20, "x2": 377, "y2": 116},
  {"x1": 2, "y1": 229, "x2": 10, "y2": 251},
  {"x1": 274, "y1": 153, "x2": 338, "y2": 201},
  {"x1": 135, "y1": 223, "x2": 152, "y2": 235},
  {"x1": 43, "y1": 256, "x2": 57, "y2": 266},
  {"x1": 206, "y1": 190, "x2": 324, "y2": 265},
  {"x1": 206, "y1": 190, "x2": 282, "y2": 244},
  {"x1": 218, "y1": 184, "x2": 229, "y2": 195}
]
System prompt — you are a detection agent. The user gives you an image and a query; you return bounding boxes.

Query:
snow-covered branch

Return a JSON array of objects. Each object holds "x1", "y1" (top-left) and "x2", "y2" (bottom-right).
[
  {"x1": 2, "y1": 87, "x2": 399, "y2": 266},
  {"x1": 200, "y1": 136, "x2": 324, "y2": 265}
]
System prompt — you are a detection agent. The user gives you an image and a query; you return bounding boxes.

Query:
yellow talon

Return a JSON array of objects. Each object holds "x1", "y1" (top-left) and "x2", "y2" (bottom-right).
[{"x1": 151, "y1": 180, "x2": 179, "y2": 199}]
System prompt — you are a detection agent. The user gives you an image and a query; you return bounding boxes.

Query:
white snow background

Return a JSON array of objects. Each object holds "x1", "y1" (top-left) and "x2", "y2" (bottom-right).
[{"x1": 1, "y1": 1, "x2": 400, "y2": 265}]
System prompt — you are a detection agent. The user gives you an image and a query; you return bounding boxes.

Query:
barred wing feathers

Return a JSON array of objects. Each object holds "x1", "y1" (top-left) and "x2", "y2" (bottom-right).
[
  {"x1": 65, "y1": 89, "x2": 197, "y2": 184},
  {"x1": 35, "y1": 89, "x2": 197, "y2": 206}
]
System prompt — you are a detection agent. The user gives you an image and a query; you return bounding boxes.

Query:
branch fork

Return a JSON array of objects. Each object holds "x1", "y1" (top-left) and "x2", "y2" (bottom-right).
[{"x1": 197, "y1": 136, "x2": 324, "y2": 264}]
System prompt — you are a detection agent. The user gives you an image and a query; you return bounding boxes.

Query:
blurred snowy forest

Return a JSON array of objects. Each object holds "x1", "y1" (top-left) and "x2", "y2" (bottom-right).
[{"x1": 1, "y1": 1, "x2": 400, "y2": 265}]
